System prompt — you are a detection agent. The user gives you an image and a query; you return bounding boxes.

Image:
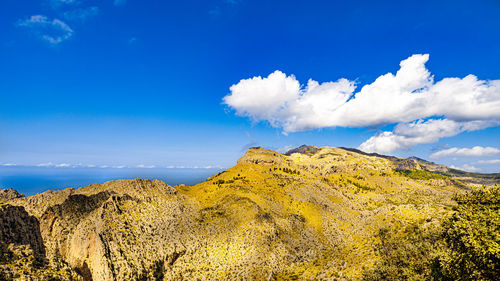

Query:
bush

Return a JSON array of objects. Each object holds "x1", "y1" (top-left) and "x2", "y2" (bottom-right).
[
  {"x1": 362, "y1": 222, "x2": 444, "y2": 281},
  {"x1": 395, "y1": 169, "x2": 448, "y2": 181},
  {"x1": 435, "y1": 185, "x2": 500, "y2": 281},
  {"x1": 363, "y1": 185, "x2": 500, "y2": 281}
]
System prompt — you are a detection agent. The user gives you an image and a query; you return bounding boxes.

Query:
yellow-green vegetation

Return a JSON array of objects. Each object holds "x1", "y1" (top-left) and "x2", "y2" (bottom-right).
[
  {"x1": 0, "y1": 145, "x2": 497, "y2": 280},
  {"x1": 363, "y1": 185, "x2": 500, "y2": 281},
  {"x1": 178, "y1": 147, "x2": 469, "y2": 280},
  {"x1": 395, "y1": 169, "x2": 449, "y2": 180},
  {"x1": 436, "y1": 185, "x2": 500, "y2": 281}
]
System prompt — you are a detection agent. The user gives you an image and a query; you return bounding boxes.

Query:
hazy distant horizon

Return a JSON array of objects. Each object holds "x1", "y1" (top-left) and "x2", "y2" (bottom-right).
[{"x1": 0, "y1": 166, "x2": 223, "y2": 196}]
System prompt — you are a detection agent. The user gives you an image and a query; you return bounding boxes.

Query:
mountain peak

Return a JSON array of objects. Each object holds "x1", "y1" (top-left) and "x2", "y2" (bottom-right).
[
  {"x1": 1, "y1": 145, "x2": 499, "y2": 280},
  {"x1": 237, "y1": 146, "x2": 287, "y2": 166},
  {"x1": 284, "y1": 145, "x2": 321, "y2": 156}
]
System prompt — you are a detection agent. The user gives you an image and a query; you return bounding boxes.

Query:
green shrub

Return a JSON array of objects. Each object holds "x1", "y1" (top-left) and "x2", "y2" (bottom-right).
[
  {"x1": 363, "y1": 185, "x2": 500, "y2": 281},
  {"x1": 362, "y1": 222, "x2": 444, "y2": 281},
  {"x1": 395, "y1": 169, "x2": 448, "y2": 180},
  {"x1": 435, "y1": 185, "x2": 500, "y2": 281}
]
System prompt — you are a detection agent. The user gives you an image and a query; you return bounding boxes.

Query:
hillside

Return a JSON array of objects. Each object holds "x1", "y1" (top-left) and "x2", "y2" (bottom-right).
[{"x1": 0, "y1": 146, "x2": 497, "y2": 280}]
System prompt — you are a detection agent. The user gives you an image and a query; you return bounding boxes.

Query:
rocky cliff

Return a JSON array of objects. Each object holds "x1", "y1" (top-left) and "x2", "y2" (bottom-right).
[{"x1": 1, "y1": 146, "x2": 497, "y2": 280}]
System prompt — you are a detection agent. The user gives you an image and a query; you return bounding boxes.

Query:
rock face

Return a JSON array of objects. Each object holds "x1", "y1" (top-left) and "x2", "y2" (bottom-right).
[
  {"x1": 0, "y1": 204, "x2": 45, "y2": 263},
  {"x1": 0, "y1": 204, "x2": 82, "y2": 280},
  {"x1": 1, "y1": 146, "x2": 498, "y2": 280},
  {"x1": 0, "y1": 188, "x2": 24, "y2": 203},
  {"x1": 284, "y1": 145, "x2": 321, "y2": 156}
]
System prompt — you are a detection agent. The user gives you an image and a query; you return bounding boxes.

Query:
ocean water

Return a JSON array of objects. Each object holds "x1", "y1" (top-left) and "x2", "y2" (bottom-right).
[{"x1": 0, "y1": 166, "x2": 223, "y2": 196}]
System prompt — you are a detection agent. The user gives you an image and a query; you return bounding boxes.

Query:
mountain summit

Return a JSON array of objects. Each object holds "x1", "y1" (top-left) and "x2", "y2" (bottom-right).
[{"x1": 0, "y1": 146, "x2": 498, "y2": 280}]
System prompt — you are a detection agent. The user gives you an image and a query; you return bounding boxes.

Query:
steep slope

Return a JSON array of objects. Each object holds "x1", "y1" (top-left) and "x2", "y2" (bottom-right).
[
  {"x1": 1, "y1": 146, "x2": 496, "y2": 280},
  {"x1": 180, "y1": 146, "x2": 468, "y2": 279},
  {"x1": 0, "y1": 204, "x2": 83, "y2": 280},
  {"x1": 5, "y1": 180, "x2": 199, "y2": 280}
]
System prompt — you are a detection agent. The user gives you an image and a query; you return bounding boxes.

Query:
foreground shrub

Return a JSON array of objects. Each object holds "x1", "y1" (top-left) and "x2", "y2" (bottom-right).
[{"x1": 364, "y1": 185, "x2": 500, "y2": 281}]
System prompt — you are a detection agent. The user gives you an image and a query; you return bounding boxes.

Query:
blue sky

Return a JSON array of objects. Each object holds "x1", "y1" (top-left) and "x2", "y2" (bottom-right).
[{"x1": 1, "y1": 0, "x2": 500, "y2": 173}]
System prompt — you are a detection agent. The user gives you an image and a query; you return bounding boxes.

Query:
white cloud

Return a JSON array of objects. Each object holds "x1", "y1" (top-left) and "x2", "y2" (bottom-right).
[
  {"x1": 359, "y1": 119, "x2": 498, "y2": 154},
  {"x1": 36, "y1": 162, "x2": 55, "y2": 167},
  {"x1": 430, "y1": 146, "x2": 500, "y2": 159},
  {"x1": 0, "y1": 163, "x2": 17, "y2": 167},
  {"x1": 224, "y1": 54, "x2": 500, "y2": 153},
  {"x1": 34, "y1": 162, "x2": 98, "y2": 168},
  {"x1": 476, "y1": 159, "x2": 500, "y2": 165},
  {"x1": 224, "y1": 70, "x2": 302, "y2": 126},
  {"x1": 63, "y1": 6, "x2": 99, "y2": 22},
  {"x1": 203, "y1": 165, "x2": 221, "y2": 169},
  {"x1": 450, "y1": 164, "x2": 480, "y2": 172},
  {"x1": 17, "y1": 15, "x2": 73, "y2": 45},
  {"x1": 136, "y1": 164, "x2": 156, "y2": 169}
]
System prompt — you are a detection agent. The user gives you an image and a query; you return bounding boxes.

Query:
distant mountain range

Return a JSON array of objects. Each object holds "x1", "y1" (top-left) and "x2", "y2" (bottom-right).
[{"x1": 1, "y1": 146, "x2": 498, "y2": 280}]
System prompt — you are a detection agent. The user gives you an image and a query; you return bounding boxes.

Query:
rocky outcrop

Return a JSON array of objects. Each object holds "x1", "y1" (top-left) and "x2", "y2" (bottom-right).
[
  {"x1": 395, "y1": 158, "x2": 422, "y2": 170},
  {"x1": 3, "y1": 146, "x2": 497, "y2": 280},
  {"x1": 285, "y1": 145, "x2": 321, "y2": 156},
  {"x1": 0, "y1": 204, "x2": 82, "y2": 280},
  {"x1": 237, "y1": 147, "x2": 289, "y2": 166},
  {"x1": 0, "y1": 204, "x2": 45, "y2": 263},
  {"x1": 7, "y1": 179, "x2": 199, "y2": 281},
  {"x1": 0, "y1": 188, "x2": 24, "y2": 203}
]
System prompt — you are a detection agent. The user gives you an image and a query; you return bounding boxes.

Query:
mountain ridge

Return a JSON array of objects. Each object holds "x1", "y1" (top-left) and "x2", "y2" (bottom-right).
[{"x1": 0, "y1": 146, "x2": 498, "y2": 280}]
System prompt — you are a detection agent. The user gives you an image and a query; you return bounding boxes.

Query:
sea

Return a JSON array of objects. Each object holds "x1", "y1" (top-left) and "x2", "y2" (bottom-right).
[{"x1": 0, "y1": 166, "x2": 223, "y2": 196}]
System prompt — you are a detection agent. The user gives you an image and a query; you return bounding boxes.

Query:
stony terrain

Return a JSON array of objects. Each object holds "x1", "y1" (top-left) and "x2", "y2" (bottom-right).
[
  {"x1": 0, "y1": 146, "x2": 497, "y2": 280},
  {"x1": 0, "y1": 188, "x2": 24, "y2": 203}
]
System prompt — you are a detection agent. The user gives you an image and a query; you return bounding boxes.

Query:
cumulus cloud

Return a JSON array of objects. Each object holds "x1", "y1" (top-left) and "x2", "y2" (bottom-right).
[
  {"x1": 17, "y1": 15, "x2": 73, "y2": 44},
  {"x1": 430, "y1": 146, "x2": 500, "y2": 159},
  {"x1": 475, "y1": 159, "x2": 500, "y2": 165},
  {"x1": 450, "y1": 164, "x2": 480, "y2": 172},
  {"x1": 359, "y1": 119, "x2": 498, "y2": 154},
  {"x1": 224, "y1": 54, "x2": 500, "y2": 153}
]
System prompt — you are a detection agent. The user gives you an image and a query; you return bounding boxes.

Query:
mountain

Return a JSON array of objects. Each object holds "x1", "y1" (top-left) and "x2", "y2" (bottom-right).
[{"x1": 0, "y1": 146, "x2": 498, "y2": 280}]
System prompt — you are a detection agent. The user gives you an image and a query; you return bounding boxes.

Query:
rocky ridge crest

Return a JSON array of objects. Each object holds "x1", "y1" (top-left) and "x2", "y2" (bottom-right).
[{"x1": 1, "y1": 146, "x2": 498, "y2": 280}]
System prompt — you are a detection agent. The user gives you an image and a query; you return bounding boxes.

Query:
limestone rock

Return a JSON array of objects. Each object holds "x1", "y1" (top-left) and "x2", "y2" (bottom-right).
[
  {"x1": 2, "y1": 146, "x2": 498, "y2": 280},
  {"x1": 0, "y1": 188, "x2": 24, "y2": 203}
]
